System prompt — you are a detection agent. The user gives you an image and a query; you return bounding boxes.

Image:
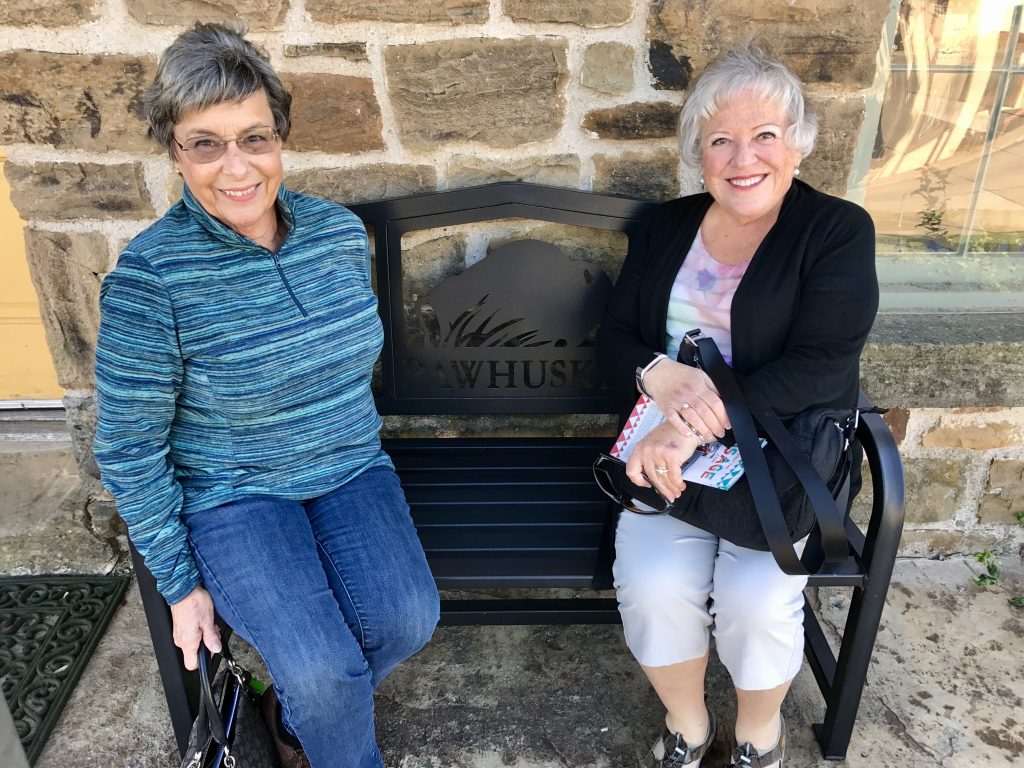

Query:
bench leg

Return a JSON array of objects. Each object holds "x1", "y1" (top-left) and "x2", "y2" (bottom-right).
[
  {"x1": 129, "y1": 542, "x2": 198, "y2": 757},
  {"x1": 810, "y1": 569, "x2": 893, "y2": 760}
]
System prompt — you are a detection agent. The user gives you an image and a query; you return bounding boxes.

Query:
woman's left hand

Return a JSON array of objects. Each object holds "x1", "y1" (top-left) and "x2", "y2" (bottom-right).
[{"x1": 625, "y1": 422, "x2": 702, "y2": 502}]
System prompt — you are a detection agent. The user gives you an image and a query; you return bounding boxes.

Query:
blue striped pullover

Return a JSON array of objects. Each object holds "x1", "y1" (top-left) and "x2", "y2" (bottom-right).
[{"x1": 94, "y1": 185, "x2": 391, "y2": 604}]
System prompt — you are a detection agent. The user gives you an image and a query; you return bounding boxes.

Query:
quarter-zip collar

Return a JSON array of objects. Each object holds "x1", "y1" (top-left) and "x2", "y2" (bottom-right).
[{"x1": 181, "y1": 183, "x2": 295, "y2": 253}]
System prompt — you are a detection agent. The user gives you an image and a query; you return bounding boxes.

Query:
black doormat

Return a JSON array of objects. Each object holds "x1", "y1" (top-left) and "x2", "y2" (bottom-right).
[{"x1": 0, "y1": 574, "x2": 129, "y2": 765}]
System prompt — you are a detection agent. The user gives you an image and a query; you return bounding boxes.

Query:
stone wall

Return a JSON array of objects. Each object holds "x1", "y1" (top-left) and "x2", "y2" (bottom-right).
[{"x1": 2, "y1": 1, "x2": 1021, "y2": 558}]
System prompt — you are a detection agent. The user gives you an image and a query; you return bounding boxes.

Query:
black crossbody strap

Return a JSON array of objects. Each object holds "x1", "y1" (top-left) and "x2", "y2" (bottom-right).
[
  {"x1": 692, "y1": 336, "x2": 847, "y2": 574},
  {"x1": 736, "y1": 378, "x2": 849, "y2": 564},
  {"x1": 692, "y1": 337, "x2": 807, "y2": 575}
]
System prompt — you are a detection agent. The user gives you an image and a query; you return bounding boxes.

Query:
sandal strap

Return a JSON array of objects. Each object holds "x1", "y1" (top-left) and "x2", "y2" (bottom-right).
[
  {"x1": 729, "y1": 715, "x2": 786, "y2": 768},
  {"x1": 653, "y1": 708, "x2": 717, "y2": 767}
]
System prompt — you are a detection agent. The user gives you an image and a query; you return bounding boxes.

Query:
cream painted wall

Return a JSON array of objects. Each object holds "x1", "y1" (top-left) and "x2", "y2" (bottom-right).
[{"x1": 0, "y1": 147, "x2": 61, "y2": 400}]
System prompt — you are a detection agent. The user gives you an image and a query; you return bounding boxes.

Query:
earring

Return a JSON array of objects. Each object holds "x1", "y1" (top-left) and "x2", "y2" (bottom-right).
[
  {"x1": 699, "y1": 174, "x2": 705, "y2": 190},
  {"x1": 794, "y1": 167, "x2": 800, "y2": 176}
]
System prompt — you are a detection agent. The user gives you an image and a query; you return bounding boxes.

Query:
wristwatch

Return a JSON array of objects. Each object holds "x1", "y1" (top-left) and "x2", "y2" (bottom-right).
[{"x1": 635, "y1": 353, "x2": 668, "y2": 398}]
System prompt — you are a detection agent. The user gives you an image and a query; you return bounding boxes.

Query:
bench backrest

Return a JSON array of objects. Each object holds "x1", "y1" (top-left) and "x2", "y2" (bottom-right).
[{"x1": 350, "y1": 182, "x2": 654, "y2": 416}]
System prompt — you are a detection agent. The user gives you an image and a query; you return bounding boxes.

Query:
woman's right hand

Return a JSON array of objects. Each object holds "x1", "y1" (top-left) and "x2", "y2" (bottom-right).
[
  {"x1": 170, "y1": 585, "x2": 222, "y2": 671},
  {"x1": 642, "y1": 358, "x2": 731, "y2": 443}
]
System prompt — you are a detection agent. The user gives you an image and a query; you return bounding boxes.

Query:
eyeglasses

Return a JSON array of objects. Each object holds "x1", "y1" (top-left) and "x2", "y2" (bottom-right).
[
  {"x1": 592, "y1": 454, "x2": 671, "y2": 515},
  {"x1": 172, "y1": 128, "x2": 280, "y2": 164}
]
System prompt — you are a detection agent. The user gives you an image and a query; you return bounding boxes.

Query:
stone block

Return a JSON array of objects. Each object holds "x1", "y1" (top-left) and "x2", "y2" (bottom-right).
[
  {"x1": 23, "y1": 230, "x2": 108, "y2": 390},
  {"x1": 902, "y1": 457, "x2": 970, "y2": 525},
  {"x1": 283, "y1": 43, "x2": 368, "y2": 61},
  {"x1": 646, "y1": 0, "x2": 890, "y2": 90},
  {"x1": 800, "y1": 93, "x2": 866, "y2": 196},
  {"x1": 922, "y1": 416, "x2": 1024, "y2": 450},
  {"x1": 0, "y1": 52, "x2": 155, "y2": 152},
  {"x1": 504, "y1": 0, "x2": 633, "y2": 26},
  {"x1": 489, "y1": 223, "x2": 628, "y2": 288},
  {"x1": 4, "y1": 162, "x2": 154, "y2": 221},
  {"x1": 861, "y1": 340, "x2": 1024, "y2": 409},
  {"x1": 287, "y1": 164, "x2": 437, "y2": 206},
  {"x1": 0, "y1": 0, "x2": 98, "y2": 26},
  {"x1": 581, "y1": 42, "x2": 635, "y2": 95},
  {"x1": 447, "y1": 154, "x2": 580, "y2": 189},
  {"x1": 979, "y1": 460, "x2": 1024, "y2": 525},
  {"x1": 593, "y1": 150, "x2": 679, "y2": 202},
  {"x1": 86, "y1": 495, "x2": 126, "y2": 539},
  {"x1": 124, "y1": 0, "x2": 287, "y2": 28},
  {"x1": 583, "y1": 101, "x2": 681, "y2": 140},
  {"x1": 282, "y1": 74, "x2": 384, "y2": 153},
  {"x1": 898, "y1": 529, "x2": 1003, "y2": 558},
  {"x1": 402, "y1": 235, "x2": 469, "y2": 347},
  {"x1": 385, "y1": 38, "x2": 568, "y2": 150},
  {"x1": 882, "y1": 407, "x2": 909, "y2": 447},
  {"x1": 63, "y1": 391, "x2": 100, "y2": 480},
  {"x1": 307, "y1": 0, "x2": 487, "y2": 23}
]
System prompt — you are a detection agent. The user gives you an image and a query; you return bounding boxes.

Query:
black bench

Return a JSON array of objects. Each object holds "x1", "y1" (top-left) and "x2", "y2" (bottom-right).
[{"x1": 129, "y1": 182, "x2": 904, "y2": 762}]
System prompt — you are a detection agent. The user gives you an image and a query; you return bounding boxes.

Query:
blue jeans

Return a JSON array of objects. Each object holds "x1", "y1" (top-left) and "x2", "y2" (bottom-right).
[{"x1": 184, "y1": 466, "x2": 440, "y2": 768}]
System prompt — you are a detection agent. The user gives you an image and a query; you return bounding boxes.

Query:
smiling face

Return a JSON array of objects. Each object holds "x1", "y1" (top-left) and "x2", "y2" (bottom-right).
[
  {"x1": 700, "y1": 91, "x2": 801, "y2": 226},
  {"x1": 172, "y1": 90, "x2": 283, "y2": 248}
]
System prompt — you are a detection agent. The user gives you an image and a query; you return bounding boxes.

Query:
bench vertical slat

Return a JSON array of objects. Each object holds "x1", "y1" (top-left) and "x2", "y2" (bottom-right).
[{"x1": 129, "y1": 542, "x2": 197, "y2": 755}]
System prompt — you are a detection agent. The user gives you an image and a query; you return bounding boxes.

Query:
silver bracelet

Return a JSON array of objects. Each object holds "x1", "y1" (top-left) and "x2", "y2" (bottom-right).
[{"x1": 635, "y1": 353, "x2": 668, "y2": 398}]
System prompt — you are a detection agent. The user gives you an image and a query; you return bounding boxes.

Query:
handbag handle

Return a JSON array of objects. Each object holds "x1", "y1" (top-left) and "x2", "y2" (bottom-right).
[
  {"x1": 197, "y1": 646, "x2": 232, "y2": 747},
  {"x1": 684, "y1": 331, "x2": 848, "y2": 575}
]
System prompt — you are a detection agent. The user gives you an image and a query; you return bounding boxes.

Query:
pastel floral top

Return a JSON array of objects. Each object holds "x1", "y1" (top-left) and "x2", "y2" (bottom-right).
[{"x1": 665, "y1": 228, "x2": 751, "y2": 365}]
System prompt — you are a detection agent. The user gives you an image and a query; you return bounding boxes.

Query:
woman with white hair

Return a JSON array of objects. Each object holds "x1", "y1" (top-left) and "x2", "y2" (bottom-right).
[{"x1": 597, "y1": 42, "x2": 878, "y2": 767}]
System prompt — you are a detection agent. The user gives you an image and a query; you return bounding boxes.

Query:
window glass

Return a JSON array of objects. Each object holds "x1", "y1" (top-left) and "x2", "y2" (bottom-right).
[
  {"x1": 892, "y1": 0, "x2": 1017, "y2": 68},
  {"x1": 865, "y1": 70, "x2": 995, "y2": 254},
  {"x1": 857, "y1": 0, "x2": 1024, "y2": 309},
  {"x1": 968, "y1": 75, "x2": 1024, "y2": 253}
]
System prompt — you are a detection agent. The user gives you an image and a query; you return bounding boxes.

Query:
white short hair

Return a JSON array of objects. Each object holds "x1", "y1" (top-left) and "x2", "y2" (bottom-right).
[{"x1": 678, "y1": 41, "x2": 817, "y2": 170}]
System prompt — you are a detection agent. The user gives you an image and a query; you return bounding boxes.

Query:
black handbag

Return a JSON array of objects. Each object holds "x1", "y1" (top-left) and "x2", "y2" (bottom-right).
[
  {"x1": 594, "y1": 330, "x2": 863, "y2": 576},
  {"x1": 180, "y1": 647, "x2": 281, "y2": 768}
]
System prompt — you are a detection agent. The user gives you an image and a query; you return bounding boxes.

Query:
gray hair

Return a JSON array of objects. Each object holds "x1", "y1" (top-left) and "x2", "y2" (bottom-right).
[
  {"x1": 144, "y1": 23, "x2": 292, "y2": 158},
  {"x1": 678, "y1": 41, "x2": 817, "y2": 170}
]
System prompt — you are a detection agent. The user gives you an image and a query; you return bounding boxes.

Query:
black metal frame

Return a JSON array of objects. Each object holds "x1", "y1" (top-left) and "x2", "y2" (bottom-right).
[
  {"x1": 351, "y1": 183, "x2": 653, "y2": 415},
  {"x1": 128, "y1": 182, "x2": 904, "y2": 761}
]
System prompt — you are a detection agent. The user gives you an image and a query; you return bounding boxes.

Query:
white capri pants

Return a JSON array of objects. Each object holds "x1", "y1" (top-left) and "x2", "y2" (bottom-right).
[{"x1": 613, "y1": 510, "x2": 808, "y2": 691}]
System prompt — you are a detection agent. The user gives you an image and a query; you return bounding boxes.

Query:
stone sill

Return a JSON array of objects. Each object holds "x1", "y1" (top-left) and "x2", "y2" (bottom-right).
[{"x1": 862, "y1": 312, "x2": 1024, "y2": 408}]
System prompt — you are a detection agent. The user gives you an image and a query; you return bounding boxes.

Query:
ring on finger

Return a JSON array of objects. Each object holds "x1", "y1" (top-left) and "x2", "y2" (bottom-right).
[
  {"x1": 679, "y1": 402, "x2": 691, "y2": 411},
  {"x1": 654, "y1": 465, "x2": 669, "y2": 475},
  {"x1": 681, "y1": 417, "x2": 706, "y2": 446}
]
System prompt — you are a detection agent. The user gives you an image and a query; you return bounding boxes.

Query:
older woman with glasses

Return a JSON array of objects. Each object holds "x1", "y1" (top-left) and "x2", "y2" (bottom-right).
[
  {"x1": 94, "y1": 23, "x2": 439, "y2": 768},
  {"x1": 597, "y1": 43, "x2": 878, "y2": 767}
]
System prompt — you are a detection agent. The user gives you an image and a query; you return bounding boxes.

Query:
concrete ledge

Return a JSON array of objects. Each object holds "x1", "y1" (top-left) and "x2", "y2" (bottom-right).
[{"x1": 862, "y1": 312, "x2": 1024, "y2": 408}]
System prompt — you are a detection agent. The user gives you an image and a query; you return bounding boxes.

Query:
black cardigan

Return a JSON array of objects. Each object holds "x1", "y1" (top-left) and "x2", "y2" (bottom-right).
[{"x1": 597, "y1": 179, "x2": 879, "y2": 420}]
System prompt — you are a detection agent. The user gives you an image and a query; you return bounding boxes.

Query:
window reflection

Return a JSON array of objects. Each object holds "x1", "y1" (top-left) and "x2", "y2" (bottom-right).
[
  {"x1": 969, "y1": 75, "x2": 1024, "y2": 252},
  {"x1": 866, "y1": 70, "x2": 994, "y2": 253},
  {"x1": 892, "y1": 0, "x2": 1015, "y2": 68},
  {"x1": 863, "y1": 0, "x2": 1024, "y2": 273}
]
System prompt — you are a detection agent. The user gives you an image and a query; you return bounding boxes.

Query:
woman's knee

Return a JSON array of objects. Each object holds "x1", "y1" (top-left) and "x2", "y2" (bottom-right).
[
  {"x1": 366, "y1": 574, "x2": 440, "y2": 661},
  {"x1": 711, "y1": 556, "x2": 806, "y2": 634},
  {"x1": 616, "y1": 550, "x2": 712, "y2": 624}
]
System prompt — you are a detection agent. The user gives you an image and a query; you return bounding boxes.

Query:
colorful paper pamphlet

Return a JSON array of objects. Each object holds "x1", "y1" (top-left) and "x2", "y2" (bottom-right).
[{"x1": 610, "y1": 394, "x2": 762, "y2": 491}]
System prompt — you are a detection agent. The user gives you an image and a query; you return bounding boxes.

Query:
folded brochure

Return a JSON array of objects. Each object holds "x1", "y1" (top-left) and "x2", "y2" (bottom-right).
[{"x1": 609, "y1": 394, "x2": 763, "y2": 492}]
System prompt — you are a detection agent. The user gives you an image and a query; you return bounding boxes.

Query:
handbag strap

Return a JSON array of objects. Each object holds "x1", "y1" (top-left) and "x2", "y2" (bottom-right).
[
  {"x1": 198, "y1": 646, "x2": 231, "y2": 747},
  {"x1": 688, "y1": 333, "x2": 848, "y2": 575}
]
